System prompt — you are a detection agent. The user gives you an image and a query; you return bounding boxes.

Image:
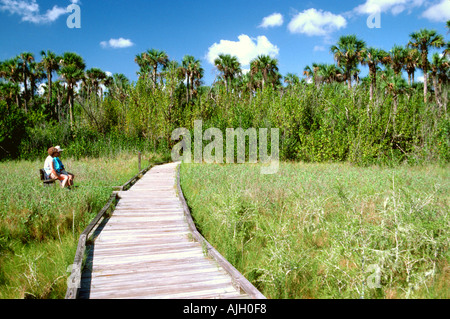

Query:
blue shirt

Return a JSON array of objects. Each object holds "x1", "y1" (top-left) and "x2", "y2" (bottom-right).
[{"x1": 53, "y1": 157, "x2": 65, "y2": 173}]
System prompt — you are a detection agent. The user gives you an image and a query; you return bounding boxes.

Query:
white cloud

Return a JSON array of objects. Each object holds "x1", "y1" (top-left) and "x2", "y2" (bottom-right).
[
  {"x1": 37, "y1": 82, "x2": 46, "y2": 96},
  {"x1": 100, "y1": 38, "x2": 134, "y2": 49},
  {"x1": 206, "y1": 34, "x2": 279, "y2": 67},
  {"x1": 259, "y1": 12, "x2": 283, "y2": 28},
  {"x1": 421, "y1": 0, "x2": 450, "y2": 22},
  {"x1": 313, "y1": 45, "x2": 326, "y2": 52},
  {"x1": 287, "y1": 8, "x2": 347, "y2": 37},
  {"x1": 0, "y1": 0, "x2": 77, "y2": 24},
  {"x1": 354, "y1": 0, "x2": 426, "y2": 16}
]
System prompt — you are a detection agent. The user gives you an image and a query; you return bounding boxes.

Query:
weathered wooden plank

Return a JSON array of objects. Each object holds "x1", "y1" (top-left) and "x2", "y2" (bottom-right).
[
  {"x1": 85, "y1": 256, "x2": 219, "y2": 273},
  {"x1": 87, "y1": 240, "x2": 199, "y2": 253},
  {"x1": 94, "y1": 229, "x2": 191, "y2": 239},
  {"x1": 108, "y1": 213, "x2": 185, "y2": 219},
  {"x1": 94, "y1": 233, "x2": 187, "y2": 244},
  {"x1": 100, "y1": 219, "x2": 186, "y2": 228},
  {"x1": 93, "y1": 234, "x2": 192, "y2": 245},
  {"x1": 90, "y1": 250, "x2": 206, "y2": 266},
  {"x1": 90, "y1": 243, "x2": 202, "y2": 258},
  {"x1": 112, "y1": 208, "x2": 184, "y2": 213},
  {"x1": 83, "y1": 260, "x2": 221, "y2": 280},
  {"x1": 99, "y1": 219, "x2": 187, "y2": 228},
  {"x1": 87, "y1": 279, "x2": 239, "y2": 299},
  {"x1": 83, "y1": 270, "x2": 231, "y2": 292},
  {"x1": 85, "y1": 272, "x2": 233, "y2": 291}
]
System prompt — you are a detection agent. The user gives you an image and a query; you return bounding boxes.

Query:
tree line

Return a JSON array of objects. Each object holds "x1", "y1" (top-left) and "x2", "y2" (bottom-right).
[{"x1": 0, "y1": 24, "x2": 449, "y2": 163}]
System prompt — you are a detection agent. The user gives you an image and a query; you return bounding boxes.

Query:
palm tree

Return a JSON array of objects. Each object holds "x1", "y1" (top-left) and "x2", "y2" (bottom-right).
[
  {"x1": 319, "y1": 64, "x2": 344, "y2": 84},
  {"x1": 134, "y1": 53, "x2": 151, "y2": 81},
  {"x1": 0, "y1": 81, "x2": 20, "y2": 106},
  {"x1": 403, "y1": 47, "x2": 420, "y2": 85},
  {"x1": 429, "y1": 53, "x2": 449, "y2": 113},
  {"x1": 28, "y1": 61, "x2": 45, "y2": 99},
  {"x1": 284, "y1": 73, "x2": 300, "y2": 87},
  {"x1": 180, "y1": 55, "x2": 203, "y2": 103},
  {"x1": 388, "y1": 45, "x2": 406, "y2": 75},
  {"x1": 85, "y1": 68, "x2": 107, "y2": 98},
  {"x1": 107, "y1": 73, "x2": 130, "y2": 102},
  {"x1": 161, "y1": 60, "x2": 183, "y2": 105},
  {"x1": 0, "y1": 58, "x2": 21, "y2": 107},
  {"x1": 330, "y1": 35, "x2": 366, "y2": 90},
  {"x1": 40, "y1": 50, "x2": 60, "y2": 106},
  {"x1": 444, "y1": 20, "x2": 450, "y2": 57},
  {"x1": 143, "y1": 49, "x2": 169, "y2": 89},
  {"x1": 250, "y1": 55, "x2": 279, "y2": 90},
  {"x1": 52, "y1": 80, "x2": 67, "y2": 122},
  {"x1": 181, "y1": 55, "x2": 193, "y2": 103},
  {"x1": 214, "y1": 54, "x2": 241, "y2": 92},
  {"x1": 443, "y1": 41, "x2": 450, "y2": 58},
  {"x1": 189, "y1": 59, "x2": 203, "y2": 99},
  {"x1": 303, "y1": 63, "x2": 319, "y2": 84},
  {"x1": 361, "y1": 47, "x2": 389, "y2": 100},
  {"x1": 58, "y1": 52, "x2": 86, "y2": 129},
  {"x1": 380, "y1": 67, "x2": 408, "y2": 131},
  {"x1": 303, "y1": 63, "x2": 345, "y2": 87},
  {"x1": 18, "y1": 52, "x2": 35, "y2": 112},
  {"x1": 408, "y1": 28, "x2": 445, "y2": 103}
]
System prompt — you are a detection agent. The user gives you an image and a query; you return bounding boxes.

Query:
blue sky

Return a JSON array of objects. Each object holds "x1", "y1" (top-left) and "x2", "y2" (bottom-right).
[{"x1": 0, "y1": 0, "x2": 449, "y2": 86}]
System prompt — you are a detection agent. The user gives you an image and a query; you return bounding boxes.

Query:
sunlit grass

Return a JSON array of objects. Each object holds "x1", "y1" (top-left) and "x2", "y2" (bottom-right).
[{"x1": 180, "y1": 161, "x2": 449, "y2": 299}]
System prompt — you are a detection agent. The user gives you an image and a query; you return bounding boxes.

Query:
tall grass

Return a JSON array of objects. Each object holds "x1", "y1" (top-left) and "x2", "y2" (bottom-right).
[
  {"x1": 180, "y1": 161, "x2": 449, "y2": 299},
  {"x1": 0, "y1": 152, "x2": 164, "y2": 298}
]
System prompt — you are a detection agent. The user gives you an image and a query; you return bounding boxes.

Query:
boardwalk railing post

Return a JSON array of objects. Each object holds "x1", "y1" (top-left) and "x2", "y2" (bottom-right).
[{"x1": 138, "y1": 151, "x2": 141, "y2": 172}]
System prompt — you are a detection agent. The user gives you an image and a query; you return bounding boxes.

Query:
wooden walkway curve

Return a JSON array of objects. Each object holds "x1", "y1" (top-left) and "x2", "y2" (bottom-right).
[{"x1": 78, "y1": 162, "x2": 265, "y2": 299}]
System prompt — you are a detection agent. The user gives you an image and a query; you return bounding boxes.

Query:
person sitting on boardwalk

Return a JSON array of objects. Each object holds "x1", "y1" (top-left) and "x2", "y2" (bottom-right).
[{"x1": 43, "y1": 146, "x2": 74, "y2": 188}]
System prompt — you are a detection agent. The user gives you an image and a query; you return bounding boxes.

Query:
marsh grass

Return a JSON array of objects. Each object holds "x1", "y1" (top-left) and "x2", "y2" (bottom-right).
[
  {"x1": 180, "y1": 162, "x2": 449, "y2": 299},
  {"x1": 0, "y1": 152, "x2": 164, "y2": 298}
]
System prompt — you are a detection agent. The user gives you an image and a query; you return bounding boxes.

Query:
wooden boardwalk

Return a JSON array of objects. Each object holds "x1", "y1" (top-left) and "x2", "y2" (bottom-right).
[{"x1": 78, "y1": 162, "x2": 264, "y2": 299}]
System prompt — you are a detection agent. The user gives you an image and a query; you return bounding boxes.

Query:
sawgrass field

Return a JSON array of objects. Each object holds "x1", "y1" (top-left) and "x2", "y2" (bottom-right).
[{"x1": 180, "y1": 161, "x2": 449, "y2": 299}]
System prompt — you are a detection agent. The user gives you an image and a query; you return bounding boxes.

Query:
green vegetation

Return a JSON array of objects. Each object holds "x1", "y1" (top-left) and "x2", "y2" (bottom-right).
[
  {"x1": 0, "y1": 153, "x2": 163, "y2": 298},
  {"x1": 0, "y1": 26, "x2": 448, "y2": 165},
  {"x1": 180, "y1": 162, "x2": 449, "y2": 299}
]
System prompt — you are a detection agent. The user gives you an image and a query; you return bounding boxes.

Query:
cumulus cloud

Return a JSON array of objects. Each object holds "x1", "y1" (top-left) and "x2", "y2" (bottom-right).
[
  {"x1": 0, "y1": 0, "x2": 78, "y2": 24},
  {"x1": 287, "y1": 8, "x2": 347, "y2": 37},
  {"x1": 354, "y1": 0, "x2": 426, "y2": 16},
  {"x1": 259, "y1": 12, "x2": 284, "y2": 28},
  {"x1": 100, "y1": 38, "x2": 134, "y2": 49},
  {"x1": 421, "y1": 0, "x2": 450, "y2": 22},
  {"x1": 206, "y1": 34, "x2": 279, "y2": 67}
]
